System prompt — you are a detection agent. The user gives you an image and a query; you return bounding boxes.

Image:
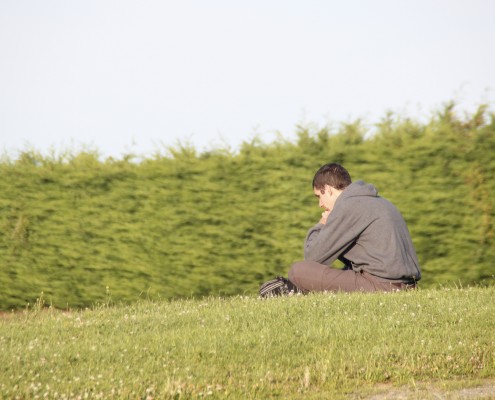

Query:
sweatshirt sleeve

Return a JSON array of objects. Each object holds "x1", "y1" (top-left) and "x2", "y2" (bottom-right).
[
  {"x1": 304, "y1": 202, "x2": 372, "y2": 265},
  {"x1": 304, "y1": 223, "x2": 325, "y2": 258}
]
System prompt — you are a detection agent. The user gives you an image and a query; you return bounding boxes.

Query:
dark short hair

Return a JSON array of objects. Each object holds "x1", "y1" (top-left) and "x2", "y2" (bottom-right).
[{"x1": 312, "y1": 163, "x2": 352, "y2": 190}]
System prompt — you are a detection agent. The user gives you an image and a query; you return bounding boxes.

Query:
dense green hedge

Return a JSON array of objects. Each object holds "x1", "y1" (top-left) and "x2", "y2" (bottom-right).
[{"x1": 1, "y1": 104, "x2": 494, "y2": 309}]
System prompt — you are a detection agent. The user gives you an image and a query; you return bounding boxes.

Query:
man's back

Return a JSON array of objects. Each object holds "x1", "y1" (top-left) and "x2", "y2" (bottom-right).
[{"x1": 305, "y1": 181, "x2": 421, "y2": 282}]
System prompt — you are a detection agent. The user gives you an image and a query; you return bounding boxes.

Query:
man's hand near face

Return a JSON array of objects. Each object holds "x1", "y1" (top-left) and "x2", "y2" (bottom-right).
[{"x1": 320, "y1": 210, "x2": 331, "y2": 225}]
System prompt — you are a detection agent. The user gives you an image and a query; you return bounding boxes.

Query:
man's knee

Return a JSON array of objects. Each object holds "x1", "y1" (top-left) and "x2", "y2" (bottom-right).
[{"x1": 288, "y1": 261, "x2": 306, "y2": 285}]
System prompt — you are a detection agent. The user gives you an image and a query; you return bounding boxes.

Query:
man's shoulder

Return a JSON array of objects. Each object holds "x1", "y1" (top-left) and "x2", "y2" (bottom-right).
[{"x1": 338, "y1": 192, "x2": 392, "y2": 219}]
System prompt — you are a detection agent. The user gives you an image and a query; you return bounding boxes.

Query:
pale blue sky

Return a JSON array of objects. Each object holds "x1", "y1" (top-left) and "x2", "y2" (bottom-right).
[{"x1": 1, "y1": 0, "x2": 494, "y2": 158}]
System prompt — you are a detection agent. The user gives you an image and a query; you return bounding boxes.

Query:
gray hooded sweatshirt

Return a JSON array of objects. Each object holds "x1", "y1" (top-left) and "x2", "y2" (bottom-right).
[{"x1": 304, "y1": 180, "x2": 421, "y2": 282}]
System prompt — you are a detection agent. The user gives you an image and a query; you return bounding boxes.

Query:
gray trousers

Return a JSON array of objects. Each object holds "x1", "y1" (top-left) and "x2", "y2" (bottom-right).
[{"x1": 289, "y1": 260, "x2": 413, "y2": 292}]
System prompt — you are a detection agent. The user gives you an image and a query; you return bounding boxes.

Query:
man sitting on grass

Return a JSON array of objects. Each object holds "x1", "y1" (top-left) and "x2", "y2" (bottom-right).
[{"x1": 260, "y1": 163, "x2": 421, "y2": 296}]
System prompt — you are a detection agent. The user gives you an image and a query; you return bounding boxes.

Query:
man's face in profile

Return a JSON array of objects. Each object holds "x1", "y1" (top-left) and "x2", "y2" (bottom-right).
[{"x1": 313, "y1": 185, "x2": 337, "y2": 212}]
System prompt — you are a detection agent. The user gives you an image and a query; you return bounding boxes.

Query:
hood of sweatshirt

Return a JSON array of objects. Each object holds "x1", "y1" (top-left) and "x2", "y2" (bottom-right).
[{"x1": 340, "y1": 180, "x2": 378, "y2": 199}]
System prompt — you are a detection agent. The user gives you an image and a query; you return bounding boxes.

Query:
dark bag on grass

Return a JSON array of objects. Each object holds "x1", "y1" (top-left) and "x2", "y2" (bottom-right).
[{"x1": 259, "y1": 276, "x2": 300, "y2": 298}]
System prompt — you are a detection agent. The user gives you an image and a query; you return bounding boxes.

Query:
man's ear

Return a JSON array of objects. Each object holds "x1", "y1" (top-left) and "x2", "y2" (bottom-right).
[{"x1": 324, "y1": 184, "x2": 334, "y2": 195}]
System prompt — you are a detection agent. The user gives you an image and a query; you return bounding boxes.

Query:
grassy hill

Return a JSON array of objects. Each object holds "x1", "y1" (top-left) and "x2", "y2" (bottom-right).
[
  {"x1": 1, "y1": 288, "x2": 494, "y2": 398},
  {"x1": 0, "y1": 103, "x2": 494, "y2": 309}
]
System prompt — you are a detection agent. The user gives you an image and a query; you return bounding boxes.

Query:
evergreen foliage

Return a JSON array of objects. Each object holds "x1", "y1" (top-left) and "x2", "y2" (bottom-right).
[{"x1": 0, "y1": 104, "x2": 494, "y2": 309}]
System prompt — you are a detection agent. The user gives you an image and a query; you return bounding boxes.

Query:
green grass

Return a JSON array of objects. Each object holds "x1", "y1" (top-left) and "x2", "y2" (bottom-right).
[{"x1": 1, "y1": 287, "x2": 494, "y2": 399}]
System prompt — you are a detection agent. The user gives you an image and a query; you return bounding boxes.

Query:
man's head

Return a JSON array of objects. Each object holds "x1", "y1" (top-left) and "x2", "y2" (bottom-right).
[
  {"x1": 312, "y1": 163, "x2": 352, "y2": 191},
  {"x1": 312, "y1": 163, "x2": 352, "y2": 212}
]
